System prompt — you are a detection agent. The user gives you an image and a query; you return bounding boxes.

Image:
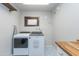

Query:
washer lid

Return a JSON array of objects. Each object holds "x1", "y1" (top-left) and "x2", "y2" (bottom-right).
[{"x1": 14, "y1": 33, "x2": 30, "y2": 38}]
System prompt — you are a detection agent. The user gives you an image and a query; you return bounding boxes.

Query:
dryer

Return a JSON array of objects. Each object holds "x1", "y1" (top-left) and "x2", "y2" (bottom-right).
[{"x1": 12, "y1": 33, "x2": 30, "y2": 56}]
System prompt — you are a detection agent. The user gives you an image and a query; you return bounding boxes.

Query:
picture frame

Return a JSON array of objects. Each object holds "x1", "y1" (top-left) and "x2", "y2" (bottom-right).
[{"x1": 24, "y1": 16, "x2": 39, "y2": 26}]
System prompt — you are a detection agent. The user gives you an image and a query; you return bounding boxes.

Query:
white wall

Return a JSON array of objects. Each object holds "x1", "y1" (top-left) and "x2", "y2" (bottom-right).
[
  {"x1": 52, "y1": 3, "x2": 79, "y2": 41},
  {"x1": 19, "y1": 11, "x2": 53, "y2": 46},
  {"x1": 0, "y1": 4, "x2": 20, "y2": 55}
]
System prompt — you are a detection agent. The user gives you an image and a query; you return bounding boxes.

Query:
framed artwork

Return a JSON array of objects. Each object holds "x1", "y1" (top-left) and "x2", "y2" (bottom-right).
[{"x1": 24, "y1": 16, "x2": 39, "y2": 26}]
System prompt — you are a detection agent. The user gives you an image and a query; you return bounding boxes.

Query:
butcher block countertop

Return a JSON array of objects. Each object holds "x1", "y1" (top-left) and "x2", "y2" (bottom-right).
[{"x1": 56, "y1": 41, "x2": 79, "y2": 56}]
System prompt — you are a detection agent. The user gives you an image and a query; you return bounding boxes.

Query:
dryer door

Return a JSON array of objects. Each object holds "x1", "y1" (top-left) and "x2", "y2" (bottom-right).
[{"x1": 14, "y1": 38, "x2": 28, "y2": 48}]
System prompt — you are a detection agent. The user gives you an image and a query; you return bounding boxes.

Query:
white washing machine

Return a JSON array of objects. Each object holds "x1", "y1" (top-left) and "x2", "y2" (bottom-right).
[
  {"x1": 29, "y1": 32, "x2": 45, "y2": 56},
  {"x1": 12, "y1": 33, "x2": 30, "y2": 56}
]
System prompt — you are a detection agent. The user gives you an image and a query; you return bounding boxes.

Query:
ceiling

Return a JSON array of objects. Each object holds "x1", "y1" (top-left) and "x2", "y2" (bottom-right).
[{"x1": 12, "y1": 3, "x2": 59, "y2": 12}]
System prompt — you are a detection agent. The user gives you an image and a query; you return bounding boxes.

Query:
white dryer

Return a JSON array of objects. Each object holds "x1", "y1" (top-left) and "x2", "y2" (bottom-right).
[{"x1": 12, "y1": 33, "x2": 30, "y2": 56}]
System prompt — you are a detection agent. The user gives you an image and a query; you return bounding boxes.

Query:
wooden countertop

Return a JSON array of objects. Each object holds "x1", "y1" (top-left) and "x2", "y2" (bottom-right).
[{"x1": 56, "y1": 41, "x2": 79, "y2": 56}]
